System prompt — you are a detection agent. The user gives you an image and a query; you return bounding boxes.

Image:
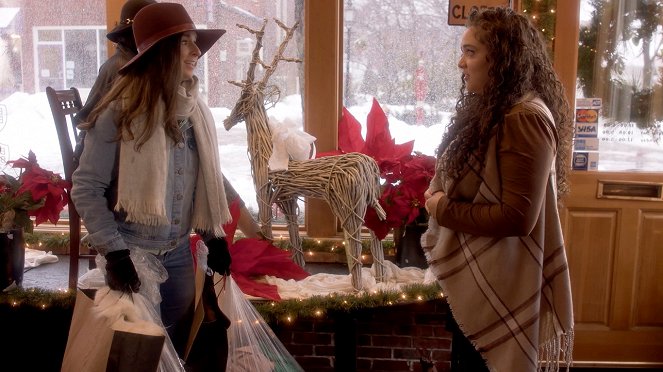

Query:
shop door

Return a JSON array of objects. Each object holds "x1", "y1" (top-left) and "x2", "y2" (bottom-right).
[{"x1": 559, "y1": 0, "x2": 663, "y2": 367}]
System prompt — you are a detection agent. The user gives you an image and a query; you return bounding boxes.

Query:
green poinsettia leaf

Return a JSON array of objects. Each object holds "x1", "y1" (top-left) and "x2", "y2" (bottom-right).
[{"x1": 12, "y1": 210, "x2": 34, "y2": 233}]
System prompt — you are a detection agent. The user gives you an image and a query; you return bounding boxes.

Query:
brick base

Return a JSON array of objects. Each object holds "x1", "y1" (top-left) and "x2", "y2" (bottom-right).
[{"x1": 269, "y1": 299, "x2": 451, "y2": 372}]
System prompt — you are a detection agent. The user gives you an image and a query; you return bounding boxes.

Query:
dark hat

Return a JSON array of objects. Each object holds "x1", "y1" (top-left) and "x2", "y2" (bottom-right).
[
  {"x1": 119, "y1": 2, "x2": 226, "y2": 73},
  {"x1": 106, "y1": 0, "x2": 157, "y2": 44}
]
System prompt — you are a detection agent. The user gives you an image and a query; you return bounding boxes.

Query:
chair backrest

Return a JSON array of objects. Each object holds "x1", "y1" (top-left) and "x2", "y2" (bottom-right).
[
  {"x1": 45, "y1": 87, "x2": 83, "y2": 183},
  {"x1": 45, "y1": 86, "x2": 88, "y2": 289}
]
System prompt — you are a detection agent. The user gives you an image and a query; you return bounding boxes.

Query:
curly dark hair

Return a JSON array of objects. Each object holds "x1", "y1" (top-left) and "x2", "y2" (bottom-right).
[{"x1": 436, "y1": 7, "x2": 573, "y2": 198}]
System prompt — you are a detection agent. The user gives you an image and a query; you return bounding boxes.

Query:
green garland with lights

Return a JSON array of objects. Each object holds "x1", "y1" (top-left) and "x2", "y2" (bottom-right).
[
  {"x1": 0, "y1": 287, "x2": 76, "y2": 310},
  {"x1": 24, "y1": 231, "x2": 397, "y2": 258},
  {"x1": 24, "y1": 231, "x2": 71, "y2": 251},
  {"x1": 2, "y1": 235, "x2": 415, "y2": 320},
  {"x1": 253, "y1": 282, "x2": 443, "y2": 324},
  {"x1": 0, "y1": 282, "x2": 442, "y2": 323},
  {"x1": 272, "y1": 236, "x2": 396, "y2": 256}
]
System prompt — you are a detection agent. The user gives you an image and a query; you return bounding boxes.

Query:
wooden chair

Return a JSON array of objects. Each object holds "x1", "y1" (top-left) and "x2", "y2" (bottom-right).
[{"x1": 45, "y1": 86, "x2": 96, "y2": 289}]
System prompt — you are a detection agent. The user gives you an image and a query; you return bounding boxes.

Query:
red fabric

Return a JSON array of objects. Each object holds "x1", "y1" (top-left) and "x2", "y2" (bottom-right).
[
  {"x1": 229, "y1": 238, "x2": 309, "y2": 300},
  {"x1": 190, "y1": 197, "x2": 309, "y2": 301}
]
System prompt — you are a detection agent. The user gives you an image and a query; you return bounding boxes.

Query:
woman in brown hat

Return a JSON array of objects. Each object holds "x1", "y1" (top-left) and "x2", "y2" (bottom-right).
[
  {"x1": 75, "y1": 0, "x2": 261, "y2": 252},
  {"x1": 75, "y1": 0, "x2": 156, "y2": 125},
  {"x1": 72, "y1": 2, "x2": 234, "y2": 367}
]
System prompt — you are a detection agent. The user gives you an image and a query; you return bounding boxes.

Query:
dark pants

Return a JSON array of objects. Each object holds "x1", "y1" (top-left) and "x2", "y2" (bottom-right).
[
  {"x1": 185, "y1": 320, "x2": 229, "y2": 372},
  {"x1": 447, "y1": 312, "x2": 490, "y2": 372}
]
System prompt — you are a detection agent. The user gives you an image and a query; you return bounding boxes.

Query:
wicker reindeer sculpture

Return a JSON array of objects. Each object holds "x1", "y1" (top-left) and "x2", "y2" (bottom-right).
[{"x1": 223, "y1": 19, "x2": 387, "y2": 290}]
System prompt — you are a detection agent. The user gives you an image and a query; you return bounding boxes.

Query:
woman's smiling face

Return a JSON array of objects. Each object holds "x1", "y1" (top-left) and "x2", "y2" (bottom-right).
[
  {"x1": 457, "y1": 26, "x2": 490, "y2": 94},
  {"x1": 180, "y1": 31, "x2": 201, "y2": 80}
]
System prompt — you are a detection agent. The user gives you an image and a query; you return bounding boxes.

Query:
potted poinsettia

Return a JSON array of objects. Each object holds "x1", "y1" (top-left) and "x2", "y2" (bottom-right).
[
  {"x1": 1, "y1": 150, "x2": 70, "y2": 233},
  {"x1": 0, "y1": 150, "x2": 69, "y2": 289},
  {"x1": 319, "y1": 98, "x2": 436, "y2": 267}
]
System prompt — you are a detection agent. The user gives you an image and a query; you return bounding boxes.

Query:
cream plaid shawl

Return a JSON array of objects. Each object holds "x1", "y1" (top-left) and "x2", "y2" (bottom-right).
[{"x1": 422, "y1": 99, "x2": 573, "y2": 371}]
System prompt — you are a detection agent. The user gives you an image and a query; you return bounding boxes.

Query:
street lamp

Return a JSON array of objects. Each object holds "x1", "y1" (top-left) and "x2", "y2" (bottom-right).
[{"x1": 344, "y1": 0, "x2": 354, "y2": 107}]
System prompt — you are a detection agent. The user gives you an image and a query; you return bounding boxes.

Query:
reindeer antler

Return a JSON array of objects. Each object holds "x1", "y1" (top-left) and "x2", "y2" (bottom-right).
[
  {"x1": 259, "y1": 19, "x2": 302, "y2": 88},
  {"x1": 228, "y1": 19, "x2": 268, "y2": 90},
  {"x1": 224, "y1": 19, "x2": 302, "y2": 130}
]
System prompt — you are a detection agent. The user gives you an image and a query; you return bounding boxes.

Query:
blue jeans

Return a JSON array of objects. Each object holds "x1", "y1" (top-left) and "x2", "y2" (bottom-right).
[{"x1": 156, "y1": 239, "x2": 196, "y2": 357}]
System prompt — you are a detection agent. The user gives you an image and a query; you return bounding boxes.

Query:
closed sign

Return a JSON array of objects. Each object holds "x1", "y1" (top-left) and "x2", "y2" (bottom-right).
[{"x1": 448, "y1": 0, "x2": 512, "y2": 26}]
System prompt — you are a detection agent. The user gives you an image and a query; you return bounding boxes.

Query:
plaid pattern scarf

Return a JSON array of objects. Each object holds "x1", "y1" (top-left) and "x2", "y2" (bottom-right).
[{"x1": 422, "y1": 99, "x2": 574, "y2": 371}]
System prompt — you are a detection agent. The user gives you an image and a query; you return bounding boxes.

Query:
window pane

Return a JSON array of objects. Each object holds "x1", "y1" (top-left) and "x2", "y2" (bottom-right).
[
  {"x1": 577, "y1": 0, "x2": 663, "y2": 171},
  {"x1": 37, "y1": 29, "x2": 61, "y2": 42},
  {"x1": 64, "y1": 29, "x2": 100, "y2": 89},
  {"x1": 343, "y1": 0, "x2": 464, "y2": 157},
  {"x1": 189, "y1": 1, "x2": 304, "y2": 219},
  {"x1": 0, "y1": 0, "x2": 304, "y2": 224},
  {"x1": 36, "y1": 44, "x2": 63, "y2": 90}
]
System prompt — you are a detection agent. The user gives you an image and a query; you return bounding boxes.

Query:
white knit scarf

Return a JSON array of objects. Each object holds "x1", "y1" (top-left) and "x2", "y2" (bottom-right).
[{"x1": 115, "y1": 77, "x2": 230, "y2": 237}]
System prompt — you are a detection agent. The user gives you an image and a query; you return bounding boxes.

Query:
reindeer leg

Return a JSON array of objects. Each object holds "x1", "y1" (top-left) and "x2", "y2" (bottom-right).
[
  {"x1": 369, "y1": 230, "x2": 386, "y2": 282},
  {"x1": 332, "y1": 198, "x2": 364, "y2": 291},
  {"x1": 277, "y1": 198, "x2": 305, "y2": 267},
  {"x1": 255, "y1": 174, "x2": 273, "y2": 240},
  {"x1": 351, "y1": 197, "x2": 386, "y2": 283},
  {"x1": 342, "y1": 218, "x2": 364, "y2": 291}
]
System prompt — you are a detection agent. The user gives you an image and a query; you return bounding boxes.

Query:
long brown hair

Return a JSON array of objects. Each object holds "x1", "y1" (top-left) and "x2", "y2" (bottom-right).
[
  {"x1": 437, "y1": 7, "x2": 573, "y2": 198},
  {"x1": 82, "y1": 33, "x2": 184, "y2": 150}
]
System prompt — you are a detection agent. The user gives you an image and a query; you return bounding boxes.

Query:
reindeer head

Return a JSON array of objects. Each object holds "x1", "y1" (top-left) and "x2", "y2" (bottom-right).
[
  {"x1": 223, "y1": 83, "x2": 260, "y2": 130},
  {"x1": 223, "y1": 18, "x2": 301, "y2": 131}
]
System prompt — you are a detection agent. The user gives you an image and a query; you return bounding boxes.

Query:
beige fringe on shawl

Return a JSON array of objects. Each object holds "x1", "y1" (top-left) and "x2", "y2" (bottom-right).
[
  {"x1": 421, "y1": 98, "x2": 574, "y2": 371},
  {"x1": 115, "y1": 77, "x2": 231, "y2": 237}
]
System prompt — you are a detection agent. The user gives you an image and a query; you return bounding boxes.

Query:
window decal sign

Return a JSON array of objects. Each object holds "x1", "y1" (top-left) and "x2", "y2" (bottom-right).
[
  {"x1": 573, "y1": 98, "x2": 602, "y2": 171},
  {"x1": 448, "y1": 0, "x2": 511, "y2": 26}
]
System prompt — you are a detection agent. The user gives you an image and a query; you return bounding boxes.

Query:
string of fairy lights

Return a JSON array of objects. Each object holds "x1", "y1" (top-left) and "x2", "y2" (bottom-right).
[
  {"x1": 2, "y1": 233, "x2": 436, "y2": 326},
  {"x1": 254, "y1": 282, "x2": 445, "y2": 325},
  {"x1": 522, "y1": 1, "x2": 558, "y2": 46},
  {"x1": 1, "y1": 278, "x2": 444, "y2": 327}
]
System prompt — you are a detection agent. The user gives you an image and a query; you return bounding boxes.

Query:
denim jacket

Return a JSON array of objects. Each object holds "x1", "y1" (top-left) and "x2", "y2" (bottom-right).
[{"x1": 71, "y1": 107, "x2": 199, "y2": 255}]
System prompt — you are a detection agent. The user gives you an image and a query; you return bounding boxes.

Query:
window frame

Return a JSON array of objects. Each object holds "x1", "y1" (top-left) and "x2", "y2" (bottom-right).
[
  {"x1": 33, "y1": 26, "x2": 107, "y2": 92},
  {"x1": 104, "y1": 0, "x2": 581, "y2": 239}
]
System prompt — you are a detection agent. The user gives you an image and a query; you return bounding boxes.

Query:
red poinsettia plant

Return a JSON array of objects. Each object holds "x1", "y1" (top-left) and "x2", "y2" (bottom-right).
[
  {"x1": 319, "y1": 98, "x2": 436, "y2": 240},
  {"x1": 0, "y1": 150, "x2": 71, "y2": 233}
]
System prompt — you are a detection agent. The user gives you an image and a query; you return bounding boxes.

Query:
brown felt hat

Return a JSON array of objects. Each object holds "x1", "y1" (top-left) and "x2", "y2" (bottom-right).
[
  {"x1": 106, "y1": 0, "x2": 157, "y2": 44},
  {"x1": 119, "y1": 2, "x2": 226, "y2": 74}
]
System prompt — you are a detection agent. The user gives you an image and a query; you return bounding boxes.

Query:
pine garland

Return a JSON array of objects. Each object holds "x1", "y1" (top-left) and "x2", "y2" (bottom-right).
[
  {"x1": 254, "y1": 282, "x2": 442, "y2": 323},
  {"x1": 24, "y1": 232, "x2": 397, "y2": 258},
  {"x1": 0, "y1": 282, "x2": 442, "y2": 322},
  {"x1": 7, "y1": 235, "x2": 410, "y2": 320},
  {"x1": 0, "y1": 287, "x2": 76, "y2": 309}
]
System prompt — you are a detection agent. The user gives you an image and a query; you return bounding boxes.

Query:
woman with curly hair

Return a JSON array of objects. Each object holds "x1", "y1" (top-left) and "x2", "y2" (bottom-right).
[{"x1": 421, "y1": 7, "x2": 574, "y2": 371}]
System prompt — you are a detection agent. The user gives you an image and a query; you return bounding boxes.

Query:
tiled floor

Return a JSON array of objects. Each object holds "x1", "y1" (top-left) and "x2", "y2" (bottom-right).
[{"x1": 22, "y1": 256, "x2": 90, "y2": 290}]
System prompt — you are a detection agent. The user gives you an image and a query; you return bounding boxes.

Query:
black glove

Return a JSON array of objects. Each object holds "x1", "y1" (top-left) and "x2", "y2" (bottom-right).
[
  {"x1": 206, "y1": 238, "x2": 231, "y2": 276},
  {"x1": 105, "y1": 249, "x2": 141, "y2": 293}
]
